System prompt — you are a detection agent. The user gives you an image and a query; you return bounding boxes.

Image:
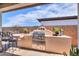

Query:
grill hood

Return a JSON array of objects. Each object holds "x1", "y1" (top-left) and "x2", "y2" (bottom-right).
[{"x1": 30, "y1": 27, "x2": 53, "y2": 36}]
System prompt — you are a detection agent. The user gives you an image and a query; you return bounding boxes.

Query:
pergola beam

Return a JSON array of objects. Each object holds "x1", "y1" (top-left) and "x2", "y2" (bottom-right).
[{"x1": 0, "y1": 3, "x2": 44, "y2": 13}]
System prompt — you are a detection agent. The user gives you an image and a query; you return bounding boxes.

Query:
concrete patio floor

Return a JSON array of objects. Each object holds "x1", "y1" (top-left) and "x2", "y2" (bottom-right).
[
  {"x1": 5, "y1": 47, "x2": 64, "y2": 56},
  {"x1": 0, "y1": 52, "x2": 18, "y2": 56}
]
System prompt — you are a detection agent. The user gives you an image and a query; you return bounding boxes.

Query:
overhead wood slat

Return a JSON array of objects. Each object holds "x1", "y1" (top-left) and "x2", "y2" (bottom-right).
[
  {"x1": 0, "y1": 3, "x2": 17, "y2": 8},
  {"x1": 38, "y1": 16, "x2": 78, "y2": 21},
  {"x1": 0, "y1": 3, "x2": 45, "y2": 13}
]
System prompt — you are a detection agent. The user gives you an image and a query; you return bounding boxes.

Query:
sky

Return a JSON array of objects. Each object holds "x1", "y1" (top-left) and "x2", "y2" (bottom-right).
[{"x1": 2, "y1": 3, "x2": 77, "y2": 27}]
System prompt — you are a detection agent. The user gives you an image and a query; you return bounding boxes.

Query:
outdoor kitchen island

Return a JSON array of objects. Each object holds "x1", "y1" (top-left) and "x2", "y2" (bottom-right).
[
  {"x1": 16, "y1": 33, "x2": 71, "y2": 56},
  {"x1": 45, "y1": 35, "x2": 71, "y2": 55}
]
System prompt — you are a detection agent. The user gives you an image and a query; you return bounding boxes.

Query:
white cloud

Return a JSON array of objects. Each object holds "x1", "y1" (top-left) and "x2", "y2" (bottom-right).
[
  {"x1": 24, "y1": 3, "x2": 77, "y2": 18},
  {"x1": 3, "y1": 13, "x2": 41, "y2": 27}
]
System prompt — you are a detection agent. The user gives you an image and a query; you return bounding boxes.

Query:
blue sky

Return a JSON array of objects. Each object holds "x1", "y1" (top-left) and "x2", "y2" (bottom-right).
[{"x1": 2, "y1": 3, "x2": 77, "y2": 27}]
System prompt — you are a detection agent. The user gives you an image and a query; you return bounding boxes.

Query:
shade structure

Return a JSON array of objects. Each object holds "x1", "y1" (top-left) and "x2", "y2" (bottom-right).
[
  {"x1": 40, "y1": 19, "x2": 78, "y2": 26},
  {"x1": 78, "y1": 20, "x2": 79, "y2": 49}
]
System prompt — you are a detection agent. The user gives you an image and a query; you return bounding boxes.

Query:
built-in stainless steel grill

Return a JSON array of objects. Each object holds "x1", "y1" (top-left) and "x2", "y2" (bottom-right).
[
  {"x1": 31, "y1": 27, "x2": 53, "y2": 50},
  {"x1": 32, "y1": 30, "x2": 45, "y2": 50},
  {"x1": 32, "y1": 30, "x2": 45, "y2": 42}
]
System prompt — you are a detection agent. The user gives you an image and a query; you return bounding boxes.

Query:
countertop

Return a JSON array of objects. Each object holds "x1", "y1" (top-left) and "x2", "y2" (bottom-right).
[
  {"x1": 13, "y1": 34, "x2": 71, "y2": 39},
  {"x1": 45, "y1": 35, "x2": 72, "y2": 38}
]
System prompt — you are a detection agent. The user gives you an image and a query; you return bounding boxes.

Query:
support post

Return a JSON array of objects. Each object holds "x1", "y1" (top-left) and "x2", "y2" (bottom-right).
[
  {"x1": 77, "y1": 3, "x2": 79, "y2": 49},
  {"x1": 0, "y1": 11, "x2": 2, "y2": 32},
  {"x1": 78, "y1": 19, "x2": 79, "y2": 49}
]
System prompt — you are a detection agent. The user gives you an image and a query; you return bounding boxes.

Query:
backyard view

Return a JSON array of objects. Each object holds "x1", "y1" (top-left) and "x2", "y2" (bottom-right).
[{"x1": 0, "y1": 3, "x2": 79, "y2": 56}]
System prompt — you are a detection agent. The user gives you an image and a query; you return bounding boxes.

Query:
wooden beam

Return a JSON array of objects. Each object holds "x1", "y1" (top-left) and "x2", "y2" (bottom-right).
[
  {"x1": 0, "y1": 3, "x2": 44, "y2": 13},
  {"x1": 38, "y1": 16, "x2": 77, "y2": 22},
  {"x1": 0, "y1": 3, "x2": 17, "y2": 8}
]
